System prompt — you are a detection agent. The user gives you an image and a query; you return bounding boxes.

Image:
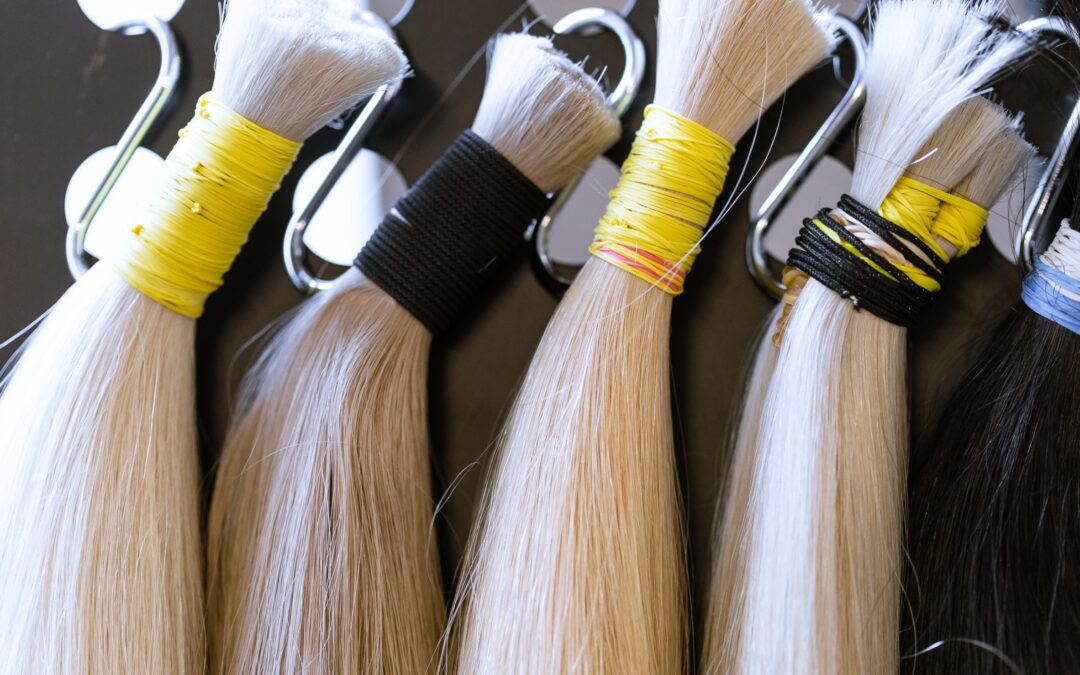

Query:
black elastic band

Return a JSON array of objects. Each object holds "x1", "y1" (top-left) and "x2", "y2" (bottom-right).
[
  {"x1": 786, "y1": 194, "x2": 947, "y2": 327},
  {"x1": 355, "y1": 131, "x2": 550, "y2": 334}
]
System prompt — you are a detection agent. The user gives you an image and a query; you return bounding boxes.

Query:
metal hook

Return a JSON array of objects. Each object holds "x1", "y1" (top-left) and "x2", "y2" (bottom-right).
[
  {"x1": 283, "y1": 12, "x2": 403, "y2": 294},
  {"x1": 553, "y1": 7, "x2": 645, "y2": 117},
  {"x1": 65, "y1": 12, "x2": 181, "y2": 279},
  {"x1": 1014, "y1": 16, "x2": 1080, "y2": 270},
  {"x1": 367, "y1": 0, "x2": 415, "y2": 26},
  {"x1": 532, "y1": 7, "x2": 646, "y2": 287},
  {"x1": 745, "y1": 13, "x2": 868, "y2": 299}
]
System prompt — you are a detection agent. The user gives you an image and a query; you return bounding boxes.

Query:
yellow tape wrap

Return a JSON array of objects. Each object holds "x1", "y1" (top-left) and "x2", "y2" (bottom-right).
[
  {"x1": 112, "y1": 94, "x2": 301, "y2": 318},
  {"x1": 589, "y1": 105, "x2": 733, "y2": 295}
]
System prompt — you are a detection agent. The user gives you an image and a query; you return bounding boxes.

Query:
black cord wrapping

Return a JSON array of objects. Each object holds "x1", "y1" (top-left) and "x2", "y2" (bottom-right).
[
  {"x1": 355, "y1": 130, "x2": 550, "y2": 334},
  {"x1": 786, "y1": 194, "x2": 947, "y2": 327}
]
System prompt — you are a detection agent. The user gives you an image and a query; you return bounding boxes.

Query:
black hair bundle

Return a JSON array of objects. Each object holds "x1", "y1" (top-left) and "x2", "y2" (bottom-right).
[{"x1": 903, "y1": 292, "x2": 1080, "y2": 673}]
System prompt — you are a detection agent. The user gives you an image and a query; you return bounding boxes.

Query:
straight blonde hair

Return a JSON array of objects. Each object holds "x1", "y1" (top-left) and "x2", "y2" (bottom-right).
[
  {"x1": 702, "y1": 2, "x2": 1030, "y2": 671},
  {"x1": 0, "y1": 2, "x2": 405, "y2": 672},
  {"x1": 206, "y1": 33, "x2": 621, "y2": 674},
  {"x1": 447, "y1": 0, "x2": 835, "y2": 671}
]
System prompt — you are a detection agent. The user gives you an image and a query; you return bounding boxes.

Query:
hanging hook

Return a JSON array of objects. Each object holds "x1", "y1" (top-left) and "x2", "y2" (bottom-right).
[
  {"x1": 283, "y1": 12, "x2": 403, "y2": 294},
  {"x1": 65, "y1": 12, "x2": 181, "y2": 279},
  {"x1": 745, "y1": 13, "x2": 868, "y2": 299},
  {"x1": 1014, "y1": 16, "x2": 1080, "y2": 270},
  {"x1": 532, "y1": 7, "x2": 646, "y2": 287},
  {"x1": 553, "y1": 7, "x2": 646, "y2": 117}
]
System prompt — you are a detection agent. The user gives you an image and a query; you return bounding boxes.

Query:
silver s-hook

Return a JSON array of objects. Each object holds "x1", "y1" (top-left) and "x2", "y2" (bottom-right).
[
  {"x1": 1014, "y1": 16, "x2": 1080, "y2": 270},
  {"x1": 65, "y1": 11, "x2": 181, "y2": 279},
  {"x1": 532, "y1": 7, "x2": 646, "y2": 287},
  {"x1": 283, "y1": 12, "x2": 403, "y2": 294},
  {"x1": 745, "y1": 13, "x2": 868, "y2": 299}
]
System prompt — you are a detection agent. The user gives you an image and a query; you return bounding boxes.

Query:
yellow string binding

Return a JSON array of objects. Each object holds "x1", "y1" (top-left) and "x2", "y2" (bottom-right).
[
  {"x1": 589, "y1": 105, "x2": 734, "y2": 295},
  {"x1": 929, "y1": 189, "x2": 988, "y2": 259},
  {"x1": 112, "y1": 94, "x2": 301, "y2": 318},
  {"x1": 774, "y1": 170, "x2": 987, "y2": 345},
  {"x1": 880, "y1": 175, "x2": 987, "y2": 261},
  {"x1": 828, "y1": 174, "x2": 988, "y2": 294}
]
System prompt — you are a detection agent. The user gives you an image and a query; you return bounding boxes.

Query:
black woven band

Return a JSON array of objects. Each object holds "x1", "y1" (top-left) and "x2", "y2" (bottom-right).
[
  {"x1": 355, "y1": 131, "x2": 550, "y2": 334},
  {"x1": 786, "y1": 194, "x2": 947, "y2": 327}
]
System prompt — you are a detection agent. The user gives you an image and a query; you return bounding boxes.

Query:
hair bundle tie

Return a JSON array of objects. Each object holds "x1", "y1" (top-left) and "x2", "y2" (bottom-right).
[
  {"x1": 588, "y1": 105, "x2": 733, "y2": 295},
  {"x1": 786, "y1": 177, "x2": 987, "y2": 326},
  {"x1": 1022, "y1": 223, "x2": 1080, "y2": 336},
  {"x1": 930, "y1": 186, "x2": 988, "y2": 256},
  {"x1": 112, "y1": 94, "x2": 301, "y2": 318},
  {"x1": 355, "y1": 130, "x2": 551, "y2": 335}
]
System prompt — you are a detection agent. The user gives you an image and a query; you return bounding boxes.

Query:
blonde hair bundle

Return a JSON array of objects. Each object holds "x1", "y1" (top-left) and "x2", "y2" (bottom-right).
[
  {"x1": 702, "y1": 2, "x2": 1032, "y2": 672},
  {"x1": 206, "y1": 32, "x2": 621, "y2": 674},
  {"x1": 0, "y1": 2, "x2": 406, "y2": 672},
  {"x1": 447, "y1": 0, "x2": 835, "y2": 671}
]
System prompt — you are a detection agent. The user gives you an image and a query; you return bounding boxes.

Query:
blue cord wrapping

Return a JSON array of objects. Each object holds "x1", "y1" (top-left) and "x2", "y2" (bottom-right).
[{"x1": 1022, "y1": 260, "x2": 1080, "y2": 336}]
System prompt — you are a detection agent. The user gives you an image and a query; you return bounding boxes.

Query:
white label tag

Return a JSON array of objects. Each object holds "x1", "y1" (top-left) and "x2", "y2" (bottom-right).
[
  {"x1": 65, "y1": 145, "x2": 165, "y2": 262},
  {"x1": 294, "y1": 150, "x2": 408, "y2": 266},
  {"x1": 546, "y1": 156, "x2": 622, "y2": 267}
]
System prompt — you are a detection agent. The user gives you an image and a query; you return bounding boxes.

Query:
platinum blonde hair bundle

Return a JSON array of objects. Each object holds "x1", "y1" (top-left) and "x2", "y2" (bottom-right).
[
  {"x1": 701, "y1": 1, "x2": 1033, "y2": 672},
  {"x1": 447, "y1": 0, "x2": 835, "y2": 672},
  {"x1": 0, "y1": 2, "x2": 406, "y2": 673},
  {"x1": 206, "y1": 32, "x2": 620, "y2": 675}
]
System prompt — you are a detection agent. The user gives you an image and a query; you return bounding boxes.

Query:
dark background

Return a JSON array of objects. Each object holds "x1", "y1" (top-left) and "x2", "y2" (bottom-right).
[{"x1": 0, "y1": 0, "x2": 1074, "y2": 663}]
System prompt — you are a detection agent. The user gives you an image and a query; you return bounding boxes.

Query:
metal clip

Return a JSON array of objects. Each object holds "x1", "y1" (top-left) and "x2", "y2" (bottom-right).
[
  {"x1": 283, "y1": 12, "x2": 403, "y2": 294},
  {"x1": 531, "y1": 7, "x2": 646, "y2": 287},
  {"x1": 745, "y1": 13, "x2": 868, "y2": 299},
  {"x1": 1014, "y1": 16, "x2": 1080, "y2": 270},
  {"x1": 65, "y1": 11, "x2": 181, "y2": 279}
]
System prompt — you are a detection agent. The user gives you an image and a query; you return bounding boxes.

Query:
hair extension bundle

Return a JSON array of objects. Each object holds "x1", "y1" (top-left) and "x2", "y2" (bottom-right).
[
  {"x1": 703, "y1": 99, "x2": 1031, "y2": 675},
  {"x1": 702, "y1": 101, "x2": 1031, "y2": 675},
  {"x1": 0, "y1": 3, "x2": 406, "y2": 673},
  {"x1": 903, "y1": 225, "x2": 1080, "y2": 675},
  {"x1": 902, "y1": 98, "x2": 1080, "y2": 675},
  {"x1": 699, "y1": 1, "x2": 1030, "y2": 672},
  {"x1": 205, "y1": 33, "x2": 620, "y2": 675},
  {"x1": 446, "y1": 1, "x2": 835, "y2": 672}
]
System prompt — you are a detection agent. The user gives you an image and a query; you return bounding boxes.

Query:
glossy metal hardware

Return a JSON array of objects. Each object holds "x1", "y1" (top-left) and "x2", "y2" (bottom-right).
[
  {"x1": 65, "y1": 12, "x2": 180, "y2": 279},
  {"x1": 745, "y1": 13, "x2": 868, "y2": 299},
  {"x1": 532, "y1": 7, "x2": 646, "y2": 286},
  {"x1": 529, "y1": 0, "x2": 636, "y2": 24},
  {"x1": 1015, "y1": 16, "x2": 1080, "y2": 270},
  {"x1": 283, "y1": 12, "x2": 402, "y2": 294}
]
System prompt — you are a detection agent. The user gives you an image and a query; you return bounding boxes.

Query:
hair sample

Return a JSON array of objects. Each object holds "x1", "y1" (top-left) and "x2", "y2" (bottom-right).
[
  {"x1": 700, "y1": 2, "x2": 1029, "y2": 672},
  {"x1": 205, "y1": 33, "x2": 620, "y2": 675},
  {"x1": 0, "y1": 3, "x2": 406, "y2": 673},
  {"x1": 447, "y1": 0, "x2": 835, "y2": 672},
  {"x1": 903, "y1": 208, "x2": 1080, "y2": 673}
]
